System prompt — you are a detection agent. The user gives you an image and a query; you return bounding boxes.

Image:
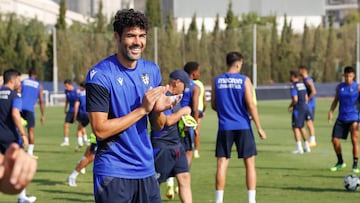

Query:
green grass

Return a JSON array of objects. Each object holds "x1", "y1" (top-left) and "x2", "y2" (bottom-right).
[{"x1": 1, "y1": 99, "x2": 360, "y2": 202}]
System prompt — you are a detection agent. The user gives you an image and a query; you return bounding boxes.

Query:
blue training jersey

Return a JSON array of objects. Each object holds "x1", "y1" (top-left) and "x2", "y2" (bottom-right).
[
  {"x1": 337, "y1": 82, "x2": 359, "y2": 122},
  {"x1": 303, "y1": 76, "x2": 316, "y2": 108},
  {"x1": 0, "y1": 86, "x2": 22, "y2": 147},
  {"x1": 86, "y1": 54, "x2": 162, "y2": 179},
  {"x1": 180, "y1": 80, "x2": 195, "y2": 108},
  {"x1": 21, "y1": 78, "x2": 41, "y2": 112},
  {"x1": 65, "y1": 87, "x2": 78, "y2": 113},
  {"x1": 290, "y1": 81, "x2": 307, "y2": 110},
  {"x1": 76, "y1": 89, "x2": 87, "y2": 115},
  {"x1": 214, "y1": 73, "x2": 251, "y2": 131},
  {"x1": 151, "y1": 92, "x2": 182, "y2": 148}
]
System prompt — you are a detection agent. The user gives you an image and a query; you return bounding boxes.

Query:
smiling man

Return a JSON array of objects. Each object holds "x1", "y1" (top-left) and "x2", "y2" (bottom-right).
[{"x1": 85, "y1": 9, "x2": 174, "y2": 203}]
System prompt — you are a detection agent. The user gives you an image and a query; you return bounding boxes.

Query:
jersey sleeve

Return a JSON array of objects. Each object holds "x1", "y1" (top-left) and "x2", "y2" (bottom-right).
[
  {"x1": 12, "y1": 94, "x2": 22, "y2": 111},
  {"x1": 86, "y1": 67, "x2": 111, "y2": 112}
]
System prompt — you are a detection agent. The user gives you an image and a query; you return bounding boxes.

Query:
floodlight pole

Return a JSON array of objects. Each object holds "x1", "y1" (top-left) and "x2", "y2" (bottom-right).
[
  {"x1": 253, "y1": 24, "x2": 257, "y2": 88},
  {"x1": 53, "y1": 27, "x2": 58, "y2": 93}
]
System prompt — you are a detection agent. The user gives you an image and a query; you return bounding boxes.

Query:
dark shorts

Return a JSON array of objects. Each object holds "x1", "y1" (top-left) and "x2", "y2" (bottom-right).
[
  {"x1": 21, "y1": 110, "x2": 35, "y2": 128},
  {"x1": 181, "y1": 128, "x2": 194, "y2": 151},
  {"x1": 154, "y1": 147, "x2": 189, "y2": 183},
  {"x1": 65, "y1": 112, "x2": 75, "y2": 123},
  {"x1": 89, "y1": 143, "x2": 97, "y2": 154},
  {"x1": 216, "y1": 130, "x2": 257, "y2": 159},
  {"x1": 198, "y1": 110, "x2": 204, "y2": 118},
  {"x1": 292, "y1": 109, "x2": 307, "y2": 128},
  {"x1": 306, "y1": 106, "x2": 315, "y2": 121},
  {"x1": 332, "y1": 119, "x2": 358, "y2": 140},
  {"x1": 77, "y1": 113, "x2": 89, "y2": 127},
  {"x1": 93, "y1": 174, "x2": 161, "y2": 203}
]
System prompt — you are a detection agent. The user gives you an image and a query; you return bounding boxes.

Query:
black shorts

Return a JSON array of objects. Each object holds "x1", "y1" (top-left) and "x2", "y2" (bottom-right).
[
  {"x1": 181, "y1": 128, "x2": 194, "y2": 151},
  {"x1": 306, "y1": 106, "x2": 315, "y2": 121},
  {"x1": 332, "y1": 119, "x2": 358, "y2": 140},
  {"x1": 93, "y1": 175, "x2": 161, "y2": 203},
  {"x1": 21, "y1": 110, "x2": 35, "y2": 128},
  {"x1": 198, "y1": 110, "x2": 204, "y2": 118},
  {"x1": 65, "y1": 112, "x2": 75, "y2": 123},
  {"x1": 216, "y1": 130, "x2": 257, "y2": 159},
  {"x1": 76, "y1": 113, "x2": 89, "y2": 127},
  {"x1": 154, "y1": 147, "x2": 189, "y2": 183},
  {"x1": 89, "y1": 143, "x2": 97, "y2": 154},
  {"x1": 292, "y1": 108, "x2": 307, "y2": 128}
]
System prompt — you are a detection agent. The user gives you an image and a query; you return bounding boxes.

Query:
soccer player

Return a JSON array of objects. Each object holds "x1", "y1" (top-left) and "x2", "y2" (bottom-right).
[
  {"x1": 73, "y1": 82, "x2": 89, "y2": 149},
  {"x1": 288, "y1": 70, "x2": 311, "y2": 154},
  {"x1": 151, "y1": 69, "x2": 192, "y2": 202},
  {"x1": 67, "y1": 133, "x2": 96, "y2": 187},
  {"x1": 188, "y1": 61, "x2": 206, "y2": 159},
  {"x1": 181, "y1": 61, "x2": 200, "y2": 165},
  {"x1": 85, "y1": 9, "x2": 176, "y2": 202},
  {"x1": 60, "y1": 79, "x2": 79, "y2": 147},
  {"x1": 328, "y1": 66, "x2": 360, "y2": 173},
  {"x1": 298, "y1": 65, "x2": 317, "y2": 147},
  {"x1": 0, "y1": 69, "x2": 36, "y2": 203},
  {"x1": 21, "y1": 68, "x2": 45, "y2": 157},
  {"x1": 211, "y1": 52, "x2": 266, "y2": 203}
]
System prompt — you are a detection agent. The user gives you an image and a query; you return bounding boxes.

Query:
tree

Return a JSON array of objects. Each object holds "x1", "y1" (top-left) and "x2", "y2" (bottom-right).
[
  {"x1": 270, "y1": 18, "x2": 278, "y2": 82},
  {"x1": 224, "y1": 0, "x2": 238, "y2": 30},
  {"x1": 95, "y1": 0, "x2": 106, "y2": 33},
  {"x1": 300, "y1": 22, "x2": 312, "y2": 67},
  {"x1": 55, "y1": 0, "x2": 66, "y2": 30},
  {"x1": 145, "y1": 0, "x2": 162, "y2": 28},
  {"x1": 323, "y1": 13, "x2": 336, "y2": 82},
  {"x1": 184, "y1": 13, "x2": 200, "y2": 61}
]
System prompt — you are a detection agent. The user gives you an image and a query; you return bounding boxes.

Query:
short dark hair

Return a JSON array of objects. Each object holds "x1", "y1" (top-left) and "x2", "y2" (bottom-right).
[
  {"x1": 3, "y1": 69, "x2": 21, "y2": 84},
  {"x1": 289, "y1": 70, "x2": 299, "y2": 78},
  {"x1": 79, "y1": 82, "x2": 85, "y2": 88},
  {"x1": 226, "y1": 51, "x2": 243, "y2": 67},
  {"x1": 64, "y1": 79, "x2": 72, "y2": 85},
  {"x1": 28, "y1": 68, "x2": 37, "y2": 77},
  {"x1": 183, "y1": 61, "x2": 199, "y2": 74},
  {"x1": 344, "y1": 66, "x2": 355, "y2": 74},
  {"x1": 113, "y1": 9, "x2": 149, "y2": 36},
  {"x1": 298, "y1": 65, "x2": 308, "y2": 71}
]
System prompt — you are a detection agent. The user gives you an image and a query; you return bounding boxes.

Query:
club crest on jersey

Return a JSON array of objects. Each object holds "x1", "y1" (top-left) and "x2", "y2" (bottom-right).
[
  {"x1": 90, "y1": 70, "x2": 97, "y2": 80},
  {"x1": 141, "y1": 73, "x2": 150, "y2": 86},
  {"x1": 117, "y1": 77, "x2": 123, "y2": 86}
]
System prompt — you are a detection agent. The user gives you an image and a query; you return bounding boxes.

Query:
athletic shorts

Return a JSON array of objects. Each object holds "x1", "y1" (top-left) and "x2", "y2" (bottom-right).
[
  {"x1": 93, "y1": 174, "x2": 161, "y2": 203},
  {"x1": 21, "y1": 110, "x2": 35, "y2": 128},
  {"x1": 198, "y1": 110, "x2": 204, "y2": 118},
  {"x1": 154, "y1": 147, "x2": 189, "y2": 183},
  {"x1": 89, "y1": 143, "x2": 97, "y2": 154},
  {"x1": 65, "y1": 112, "x2": 75, "y2": 123},
  {"x1": 306, "y1": 106, "x2": 315, "y2": 121},
  {"x1": 216, "y1": 130, "x2": 257, "y2": 159},
  {"x1": 332, "y1": 119, "x2": 358, "y2": 140},
  {"x1": 181, "y1": 128, "x2": 194, "y2": 151},
  {"x1": 76, "y1": 113, "x2": 89, "y2": 127},
  {"x1": 292, "y1": 109, "x2": 307, "y2": 128}
]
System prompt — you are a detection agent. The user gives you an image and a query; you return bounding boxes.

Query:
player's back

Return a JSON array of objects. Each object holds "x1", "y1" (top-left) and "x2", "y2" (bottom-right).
[{"x1": 21, "y1": 78, "x2": 40, "y2": 112}]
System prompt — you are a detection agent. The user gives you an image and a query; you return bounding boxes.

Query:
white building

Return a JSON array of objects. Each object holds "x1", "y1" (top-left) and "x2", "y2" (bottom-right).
[{"x1": 0, "y1": 0, "x2": 92, "y2": 27}]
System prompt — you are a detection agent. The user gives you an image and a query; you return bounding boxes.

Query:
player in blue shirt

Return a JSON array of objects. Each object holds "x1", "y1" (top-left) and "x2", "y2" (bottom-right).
[
  {"x1": 288, "y1": 70, "x2": 311, "y2": 154},
  {"x1": 0, "y1": 69, "x2": 36, "y2": 203},
  {"x1": 211, "y1": 52, "x2": 266, "y2": 203},
  {"x1": 86, "y1": 9, "x2": 176, "y2": 203},
  {"x1": 298, "y1": 65, "x2": 317, "y2": 147},
  {"x1": 60, "y1": 79, "x2": 79, "y2": 147},
  {"x1": 21, "y1": 68, "x2": 45, "y2": 157},
  {"x1": 73, "y1": 82, "x2": 89, "y2": 149},
  {"x1": 328, "y1": 66, "x2": 360, "y2": 173},
  {"x1": 151, "y1": 69, "x2": 192, "y2": 202}
]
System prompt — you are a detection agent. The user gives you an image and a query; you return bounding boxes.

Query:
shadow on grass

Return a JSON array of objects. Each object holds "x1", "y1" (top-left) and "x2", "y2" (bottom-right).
[
  {"x1": 258, "y1": 185, "x2": 347, "y2": 193},
  {"x1": 32, "y1": 178, "x2": 65, "y2": 185},
  {"x1": 40, "y1": 188, "x2": 94, "y2": 203}
]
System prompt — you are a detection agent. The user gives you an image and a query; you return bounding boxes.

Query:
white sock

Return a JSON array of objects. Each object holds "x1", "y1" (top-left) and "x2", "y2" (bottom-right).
[
  {"x1": 83, "y1": 134, "x2": 88, "y2": 142},
  {"x1": 296, "y1": 141, "x2": 303, "y2": 151},
  {"x1": 18, "y1": 188, "x2": 26, "y2": 198},
  {"x1": 71, "y1": 170, "x2": 79, "y2": 178},
  {"x1": 248, "y1": 190, "x2": 256, "y2": 203},
  {"x1": 64, "y1": 137, "x2": 69, "y2": 143},
  {"x1": 194, "y1": 149, "x2": 199, "y2": 154},
  {"x1": 77, "y1": 137, "x2": 83, "y2": 146},
  {"x1": 304, "y1": 141, "x2": 310, "y2": 150},
  {"x1": 215, "y1": 190, "x2": 224, "y2": 203},
  {"x1": 167, "y1": 177, "x2": 174, "y2": 187},
  {"x1": 310, "y1": 135, "x2": 316, "y2": 143},
  {"x1": 27, "y1": 144, "x2": 34, "y2": 155}
]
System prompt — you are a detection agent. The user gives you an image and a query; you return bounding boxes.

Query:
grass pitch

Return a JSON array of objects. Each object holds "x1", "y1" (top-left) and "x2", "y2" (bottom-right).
[{"x1": 1, "y1": 99, "x2": 360, "y2": 202}]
